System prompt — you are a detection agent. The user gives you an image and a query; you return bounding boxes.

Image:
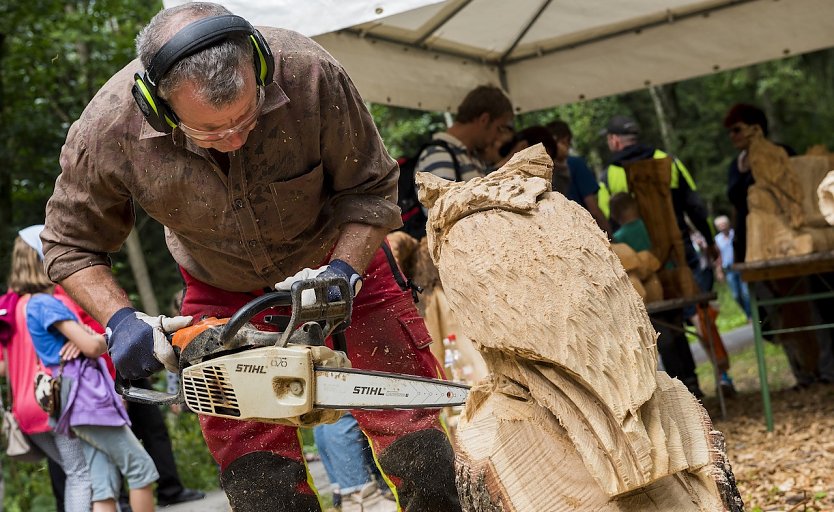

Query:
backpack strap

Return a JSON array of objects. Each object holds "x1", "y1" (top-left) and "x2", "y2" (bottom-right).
[
  {"x1": 422, "y1": 139, "x2": 462, "y2": 182},
  {"x1": 380, "y1": 242, "x2": 423, "y2": 303}
]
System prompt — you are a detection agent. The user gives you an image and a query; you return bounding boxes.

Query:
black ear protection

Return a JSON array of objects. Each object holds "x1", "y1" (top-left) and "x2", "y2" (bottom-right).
[{"x1": 131, "y1": 14, "x2": 275, "y2": 133}]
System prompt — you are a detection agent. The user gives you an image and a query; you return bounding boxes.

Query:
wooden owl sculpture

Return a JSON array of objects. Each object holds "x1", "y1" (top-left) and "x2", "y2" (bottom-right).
[{"x1": 416, "y1": 144, "x2": 742, "y2": 512}]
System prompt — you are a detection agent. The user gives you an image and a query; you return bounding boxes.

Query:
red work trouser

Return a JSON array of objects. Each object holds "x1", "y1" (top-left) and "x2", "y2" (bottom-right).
[{"x1": 178, "y1": 245, "x2": 445, "y2": 490}]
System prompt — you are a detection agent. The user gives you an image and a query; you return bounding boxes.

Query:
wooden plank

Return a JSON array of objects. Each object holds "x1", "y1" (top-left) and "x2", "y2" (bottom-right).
[{"x1": 733, "y1": 251, "x2": 834, "y2": 282}]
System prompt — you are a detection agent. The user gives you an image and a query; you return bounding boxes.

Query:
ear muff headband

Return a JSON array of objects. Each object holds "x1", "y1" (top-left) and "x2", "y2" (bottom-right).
[{"x1": 132, "y1": 14, "x2": 274, "y2": 133}]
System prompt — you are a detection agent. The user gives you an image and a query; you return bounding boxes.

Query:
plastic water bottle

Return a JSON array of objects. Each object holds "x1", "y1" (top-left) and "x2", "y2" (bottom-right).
[{"x1": 442, "y1": 333, "x2": 461, "y2": 381}]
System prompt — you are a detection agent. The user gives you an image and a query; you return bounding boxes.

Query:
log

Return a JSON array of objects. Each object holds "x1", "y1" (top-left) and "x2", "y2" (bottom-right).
[{"x1": 417, "y1": 144, "x2": 742, "y2": 511}]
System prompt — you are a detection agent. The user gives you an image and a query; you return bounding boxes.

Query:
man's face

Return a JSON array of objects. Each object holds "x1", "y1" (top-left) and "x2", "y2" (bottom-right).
[
  {"x1": 168, "y1": 70, "x2": 262, "y2": 153},
  {"x1": 478, "y1": 112, "x2": 514, "y2": 153},
  {"x1": 606, "y1": 133, "x2": 618, "y2": 152},
  {"x1": 727, "y1": 122, "x2": 757, "y2": 151},
  {"x1": 715, "y1": 218, "x2": 730, "y2": 234},
  {"x1": 555, "y1": 135, "x2": 571, "y2": 160}
]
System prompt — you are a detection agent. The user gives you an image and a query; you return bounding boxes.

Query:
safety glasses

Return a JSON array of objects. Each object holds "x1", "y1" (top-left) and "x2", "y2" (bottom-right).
[{"x1": 178, "y1": 87, "x2": 264, "y2": 142}]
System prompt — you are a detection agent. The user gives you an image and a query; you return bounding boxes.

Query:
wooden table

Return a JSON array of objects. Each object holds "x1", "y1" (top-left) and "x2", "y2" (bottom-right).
[
  {"x1": 645, "y1": 292, "x2": 727, "y2": 418},
  {"x1": 734, "y1": 250, "x2": 834, "y2": 431}
]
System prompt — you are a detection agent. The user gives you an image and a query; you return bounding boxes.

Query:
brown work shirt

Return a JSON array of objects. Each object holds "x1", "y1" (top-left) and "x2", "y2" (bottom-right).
[{"x1": 43, "y1": 27, "x2": 400, "y2": 292}]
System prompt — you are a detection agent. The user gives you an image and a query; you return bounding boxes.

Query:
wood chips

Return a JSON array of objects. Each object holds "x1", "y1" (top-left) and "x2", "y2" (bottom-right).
[{"x1": 710, "y1": 384, "x2": 834, "y2": 511}]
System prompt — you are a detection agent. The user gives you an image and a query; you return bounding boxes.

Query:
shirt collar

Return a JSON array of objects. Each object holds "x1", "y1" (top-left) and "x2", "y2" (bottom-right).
[{"x1": 138, "y1": 81, "x2": 290, "y2": 141}]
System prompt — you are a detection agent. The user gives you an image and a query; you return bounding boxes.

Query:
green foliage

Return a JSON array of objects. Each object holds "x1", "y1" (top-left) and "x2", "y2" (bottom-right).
[
  {"x1": 369, "y1": 104, "x2": 446, "y2": 158},
  {"x1": 2, "y1": 458, "x2": 55, "y2": 512},
  {"x1": 165, "y1": 410, "x2": 221, "y2": 491}
]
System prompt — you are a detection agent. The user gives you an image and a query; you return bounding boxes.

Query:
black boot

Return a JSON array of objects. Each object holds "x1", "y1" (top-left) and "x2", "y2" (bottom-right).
[
  {"x1": 220, "y1": 452, "x2": 321, "y2": 512},
  {"x1": 377, "y1": 429, "x2": 462, "y2": 512}
]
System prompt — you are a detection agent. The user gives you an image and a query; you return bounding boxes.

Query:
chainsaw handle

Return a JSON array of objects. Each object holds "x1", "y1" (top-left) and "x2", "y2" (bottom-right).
[
  {"x1": 115, "y1": 372, "x2": 181, "y2": 406},
  {"x1": 220, "y1": 291, "x2": 292, "y2": 344}
]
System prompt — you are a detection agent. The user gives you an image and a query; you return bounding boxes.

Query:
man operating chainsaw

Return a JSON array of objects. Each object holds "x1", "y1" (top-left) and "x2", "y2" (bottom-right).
[{"x1": 41, "y1": 3, "x2": 460, "y2": 511}]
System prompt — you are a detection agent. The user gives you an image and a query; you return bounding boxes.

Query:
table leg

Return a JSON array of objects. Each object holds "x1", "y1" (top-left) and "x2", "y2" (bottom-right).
[
  {"x1": 750, "y1": 287, "x2": 774, "y2": 431},
  {"x1": 701, "y1": 306, "x2": 727, "y2": 419}
]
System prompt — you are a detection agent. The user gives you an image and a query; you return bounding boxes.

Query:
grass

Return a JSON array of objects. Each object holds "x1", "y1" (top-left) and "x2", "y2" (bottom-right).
[{"x1": 695, "y1": 282, "x2": 797, "y2": 397}]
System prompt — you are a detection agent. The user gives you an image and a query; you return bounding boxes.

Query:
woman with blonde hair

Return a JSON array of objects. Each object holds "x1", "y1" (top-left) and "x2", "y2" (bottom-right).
[{"x1": 13, "y1": 225, "x2": 158, "y2": 512}]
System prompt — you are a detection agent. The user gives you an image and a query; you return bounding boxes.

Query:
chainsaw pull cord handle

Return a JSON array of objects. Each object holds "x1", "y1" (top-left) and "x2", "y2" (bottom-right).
[{"x1": 219, "y1": 291, "x2": 292, "y2": 345}]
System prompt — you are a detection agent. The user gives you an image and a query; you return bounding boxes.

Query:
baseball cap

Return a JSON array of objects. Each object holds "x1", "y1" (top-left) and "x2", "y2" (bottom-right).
[
  {"x1": 19, "y1": 224, "x2": 45, "y2": 260},
  {"x1": 602, "y1": 115, "x2": 640, "y2": 136}
]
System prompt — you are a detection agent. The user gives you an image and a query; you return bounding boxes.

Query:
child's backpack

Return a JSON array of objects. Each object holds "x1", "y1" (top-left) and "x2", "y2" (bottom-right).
[
  {"x1": 0, "y1": 290, "x2": 21, "y2": 346},
  {"x1": 396, "y1": 139, "x2": 461, "y2": 240}
]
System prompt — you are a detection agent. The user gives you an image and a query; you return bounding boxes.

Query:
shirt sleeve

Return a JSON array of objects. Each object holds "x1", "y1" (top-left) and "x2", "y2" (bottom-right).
[
  {"x1": 569, "y1": 157, "x2": 600, "y2": 197},
  {"x1": 42, "y1": 115, "x2": 136, "y2": 283},
  {"x1": 28, "y1": 295, "x2": 77, "y2": 334},
  {"x1": 317, "y1": 60, "x2": 402, "y2": 231}
]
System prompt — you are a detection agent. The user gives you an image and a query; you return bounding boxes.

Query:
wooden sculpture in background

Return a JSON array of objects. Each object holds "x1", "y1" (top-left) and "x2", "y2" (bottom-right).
[
  {"x1": 624, "y1": 157, "x2": 698, "y2": 299},
  {"x1": 610, "y1": 243, "x2": 664, "y2": 303},
  {"x1": 819, "y1": 169, "x2": 834, "y2": 226},
  {"x1": 416, "y1": 144, "x2": 742, "y2": 511},
  {"x1": 745, "y1": 135, "x2": 834, "y2": 261}
]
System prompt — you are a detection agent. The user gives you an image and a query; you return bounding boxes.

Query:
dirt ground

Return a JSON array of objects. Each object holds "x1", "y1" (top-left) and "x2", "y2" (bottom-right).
[{"x1": 702, "y1": 383, "x2": 834, "y2": 512}]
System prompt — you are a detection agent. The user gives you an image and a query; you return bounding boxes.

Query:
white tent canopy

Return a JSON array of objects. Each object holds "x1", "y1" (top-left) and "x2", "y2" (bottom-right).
[{"x1": 163, "y1": 0, "x2": 834, "y2": 113}]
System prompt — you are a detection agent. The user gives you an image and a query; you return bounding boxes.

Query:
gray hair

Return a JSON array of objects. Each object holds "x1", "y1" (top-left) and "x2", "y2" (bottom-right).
[{"x1": 136, "y1": 2, "x2": 252, "y2": 107}]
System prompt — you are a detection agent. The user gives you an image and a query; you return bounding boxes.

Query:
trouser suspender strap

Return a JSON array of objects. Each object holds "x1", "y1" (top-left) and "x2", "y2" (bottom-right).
[{"x1": 380, "y1": 243, "x2": 423, "y2": 303}]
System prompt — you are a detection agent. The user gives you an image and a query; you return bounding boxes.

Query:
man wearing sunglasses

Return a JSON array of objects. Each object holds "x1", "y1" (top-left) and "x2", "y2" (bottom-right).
[{"x1": 41, "y1": 2, "x2": 460, "y2": 511}]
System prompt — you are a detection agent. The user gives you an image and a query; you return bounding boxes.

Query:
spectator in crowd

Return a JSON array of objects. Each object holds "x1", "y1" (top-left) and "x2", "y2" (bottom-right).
[
  {"x1": 43, "y1": 286, "x2": 204, "y2": 512},
  {"x1": 40, "y1": 3, "x2": 460, "y2": 510},
  {"x1": 723, "y1": 103, "x2": 833, "y2": 389},
  {"x1": 713, "y1": 215, "x2": 751, "y2": 319},
  {"x1": 16, "y1": 225, "x2": 158, "y2": 512},
  {"x1": 608, "y1": 192, "x2": 652, "y2": 252},
  {"x1": 598, "y1": 116, "x2": 714, "y2": 398},
  {"x1": 723, "y1": 103, "x2": 796, "y2": 263},
  {"x1": 3, "y1": 227, "x2": 92, "y2": 512},
  {"x1": 416, "y1": 84, "x2": 514, "y2": 182},
  {"x1": 547, "y1": 120, "x2": 610, "y2": 236}
]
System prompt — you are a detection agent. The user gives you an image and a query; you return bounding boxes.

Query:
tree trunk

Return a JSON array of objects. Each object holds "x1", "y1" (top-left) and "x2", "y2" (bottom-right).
[
  {"x1": 125, "y1": 229, "x2": 160, "y2": 315},
  {"x1": 417, "y1": 145, "x2": 743, "y2": 511},
  {"x1": 649, "y1": 85, "x2": 676, "y2": 153}
]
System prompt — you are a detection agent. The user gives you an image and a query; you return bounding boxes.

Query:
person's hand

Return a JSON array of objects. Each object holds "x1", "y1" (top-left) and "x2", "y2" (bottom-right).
[
  {"x1": 105, "y1": 308, "x2": 192, "y2": 380},
  {"x1": 275, "y1": 266, "x2": 331, "y2": 306},
  {"x1": 59, "y1": 341, "x2": 83, "y2": 361},
  {"x1": 275, "y1": 260, "x2": 362, "y2": 305},
  {"x1": 715, "y1": 267, "x2": 726, "y2": 284},
  {"x1": 275, "y1": 260, "x2": 362, "y2": 332}
]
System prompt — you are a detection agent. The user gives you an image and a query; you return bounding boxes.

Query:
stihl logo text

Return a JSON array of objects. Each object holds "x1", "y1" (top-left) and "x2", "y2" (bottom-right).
[
  {"x1": 235, "y1": 364, "x2": 267, "y2": 374},
  {"x1": 353, "y1": 386, "x2": 385, "y2": 396}
]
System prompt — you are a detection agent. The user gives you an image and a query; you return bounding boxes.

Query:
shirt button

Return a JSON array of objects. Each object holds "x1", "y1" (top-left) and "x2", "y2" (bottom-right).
[
  {"x1": 234, "y1": 199, "x2": 244, "y2": 209},
  {"x1": 249, "y1": 240, "x2": 257, "y2": 247}
]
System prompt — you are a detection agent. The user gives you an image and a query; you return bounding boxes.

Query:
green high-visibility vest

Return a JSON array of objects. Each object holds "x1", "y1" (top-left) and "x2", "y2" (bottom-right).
[{"x1": 598, "y1": 149, "x2": 696, "y2": 218}]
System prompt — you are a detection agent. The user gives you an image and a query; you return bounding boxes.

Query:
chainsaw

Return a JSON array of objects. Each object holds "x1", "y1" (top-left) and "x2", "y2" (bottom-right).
[{"x1": 117, "y1": 274, "x2": 468, "y2": 426}]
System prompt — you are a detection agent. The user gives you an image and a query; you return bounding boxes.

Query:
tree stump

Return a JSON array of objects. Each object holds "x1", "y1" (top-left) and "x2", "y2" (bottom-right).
[{"x1": 416, "y1": 144, "x2": 743, "y2": 512}]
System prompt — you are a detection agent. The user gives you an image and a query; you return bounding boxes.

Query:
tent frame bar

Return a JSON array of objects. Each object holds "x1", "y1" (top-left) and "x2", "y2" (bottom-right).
[{"x1": 341, "y1": 0, "x2": 758, "y2": 68}]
